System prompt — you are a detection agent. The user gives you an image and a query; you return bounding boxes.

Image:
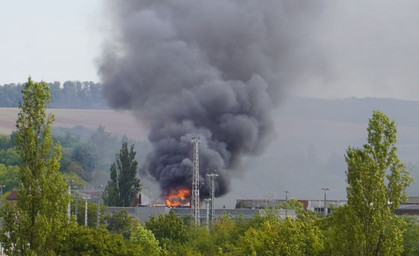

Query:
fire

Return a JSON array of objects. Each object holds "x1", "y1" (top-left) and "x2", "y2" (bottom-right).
[{"x1": 165, "y1": 188, "x2": 191, "y2": 208}]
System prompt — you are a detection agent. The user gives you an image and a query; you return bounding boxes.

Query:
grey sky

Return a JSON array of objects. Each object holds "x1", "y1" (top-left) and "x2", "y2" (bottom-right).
[
  {"x1": 2, "y1": 1, "x2": 419, "y2": 100},
  {"x1": 0, "y1": 0, "x2": 102, "y2": 84},
  {"x1": 291, "y1": 0, "x2": 419, "y2": 100}
]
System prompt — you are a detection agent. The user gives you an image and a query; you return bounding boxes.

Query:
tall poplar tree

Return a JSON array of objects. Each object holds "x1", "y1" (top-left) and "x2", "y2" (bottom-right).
[
  {"x1": 328, "y1": 111, "x2": 412, "y2": 255},
  {"x1": 0, "y1": 78, "x2": 70, "y2": 255},
  {"x1": 104, "y1": 142, "x2": 141, "y2": 207}
]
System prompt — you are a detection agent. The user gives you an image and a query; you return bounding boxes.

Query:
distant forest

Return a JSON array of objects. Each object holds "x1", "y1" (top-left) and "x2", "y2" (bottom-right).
[{"x1": 0, "y1": 81, "x2": 107, "y2": 109}]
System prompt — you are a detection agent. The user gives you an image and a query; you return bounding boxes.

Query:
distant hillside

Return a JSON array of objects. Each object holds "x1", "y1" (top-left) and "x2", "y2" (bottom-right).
[
  {"x1": 220, "y1": 96, "x2": 419, "y2": 207},
  {"x1": 278, "y1": 96, "x2": 419, "y2": 126},
  {"x1": 1, "y1": 96, "x2": 418, "y2": 206}
]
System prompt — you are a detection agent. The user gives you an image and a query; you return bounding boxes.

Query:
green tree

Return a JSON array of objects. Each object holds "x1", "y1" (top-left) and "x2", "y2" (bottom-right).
[
  {"x1": 106, "y1": 209, "x2": 140, "y2": 239},
  {"x1": 401, "y1": 216, "x2": 419, "y2": 256},
  {"x1": 57, "y1": 223, "x2": 131, "y2": 256},
  {"x1": 103, "y1": 142, "x2": 141, "y2": 207},
  {"x1": 145, "y1": 211, "x2": 189, "y2": 247},
  {"x1": 0, "y1": 147, "x2": 21, "y2": 166},
  {"x1": 328, "y1": 111, "x2": 412, "y2": 256},
  {"x1": 209, "y1": 214, "x2": 242, "y2": 254},
  {"x1": 72, "y1": 199, "x2": 106, "y2": 228},
  {"x1": 129, "y1": 224, "x2": 162, "y2": 256},
  {"x1": 236, "y1": 218, "x2": 323, "y2": 256},
  {"x1": 71, "y1": 142, "x2": 96, "y2": 179},
  {"x1": 88, "y1": 125, "x2": 118, "y2": 170},
  {"x1": 0, "y1": 78, "x2": 70, "y2": 255},
  {"x1": 0, "y1": 164, "x2": 19, "y2": 193}
]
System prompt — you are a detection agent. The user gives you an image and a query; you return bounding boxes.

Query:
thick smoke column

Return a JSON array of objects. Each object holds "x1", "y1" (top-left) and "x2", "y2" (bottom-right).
[{"x1": 99, "y1": 0, "x2": 322, "y2": 198}]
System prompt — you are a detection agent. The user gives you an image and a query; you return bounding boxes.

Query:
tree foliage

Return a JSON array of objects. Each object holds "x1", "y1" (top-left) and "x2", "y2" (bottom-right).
[
  {"x1": 71, "y1": 199, "x2": 106, "y2": 228},
  {"x1": 129, "y1": 224, "x2": 162, "y2": 256},
  {"x1": 328, "y1": 111, "x2": 412, "y2": 256},
  {"x1": 57, "y1": 224, "x2": 131, "y2": 256},
  {"x1": 0, "y1": 81, "x2": 107, "y2": 109},
  {"x1": 236, "y1": 218, "x2": 323, "y2": 256},
  {"x1": 401, "y1": 216, "x2": 419, "y2": 256},
  {"x1": 145, "y1": 211, "x2": 189, "y2": 247},
  {"x1": 0, "y1": 164, "x2": 19, "y2": 193},
  {"x1": 0, "y1": 78, "x2": 70, "y2": 255},
  {"x1": 106, "y1": 209, "x2": 140, "y2": 239},
  {"x1": 104, "y1": 142, "x2": 141, "y2": 207}
]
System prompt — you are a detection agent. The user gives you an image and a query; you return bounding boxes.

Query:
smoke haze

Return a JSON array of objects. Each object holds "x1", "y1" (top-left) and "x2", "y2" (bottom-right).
[{"x1": 98, "y1": 0, "x2": 325, "y2": 198}]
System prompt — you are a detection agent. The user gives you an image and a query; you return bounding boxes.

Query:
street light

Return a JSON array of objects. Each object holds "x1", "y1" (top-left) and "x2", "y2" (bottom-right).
[
  {"x1": 284, "y1": 191, "x2": 289, "y2": 217},
  {"x1": 71, "y1": 186, "x2": 79, "y2": 222},
  {"x1": 83, "y1": 197, "x2": 90, "y2": 226},
  {"x1": 97, "y1": 185, "x2": 103, "y2": 229},
  {"x1": 0, "y1": 185, "x2": 5, "y2": 210},
  {"x1": 321, "y1": 188, "x2": 329, "y2": 217},
  {"x1": 65, "y1": 179, "x2": 74, "y2": 221}
]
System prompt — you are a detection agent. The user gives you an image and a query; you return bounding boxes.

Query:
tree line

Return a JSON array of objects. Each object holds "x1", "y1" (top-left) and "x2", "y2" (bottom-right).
[
  {"x1": 0, "y1": 81, "x2": 107, "y2": 109},
  {"x1": 0, "y1": 125, "x2": 149, "y2": 195},
  {"x1": 0, "y1": 78, "x2": 418, "y2": 255}
]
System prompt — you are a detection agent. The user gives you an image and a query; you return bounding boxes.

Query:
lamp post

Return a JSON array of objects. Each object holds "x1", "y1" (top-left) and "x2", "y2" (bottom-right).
[
  {"x1": 68, "y1": 184, "x2": 71, "y2": 220},
  {"x1": 97, "y1": 185, "x2": 103, "y2": 229},
  {"x1": 0, "y1": 185, "x2": 4, "y2": 205},
  {"x1": 321, "y1": 188, "x2": 329, "y2": 217},
  {"x1": 284, "y1": 190, "x2": 289, "y2": 217},
  {"x1": 84, "y1": 197, "x2": 89, "y2": 226},
  {"x1": 65, "y1": 179, "x2": 74, "y2": 221},
  {"x1": 71, "y1": 186, "x2": 79, "y2": 222}
]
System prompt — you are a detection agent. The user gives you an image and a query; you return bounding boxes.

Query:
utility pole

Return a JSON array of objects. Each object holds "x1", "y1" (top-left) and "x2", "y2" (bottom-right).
[
  {"x1": 68, "y1": 184, "x2": 71, "y2": 220},
  {"x1": 85, "y1": 199, "x2": 88, "y2": 226},
  {"x1": 97, "y1": 185, "x2": 103, "y2": 229},
  {"x1": 191, "y1": 137, "x2": 200, "y2": 225},
  {"x1": 75, "y1": 196, "x2": 78, "y2": 222},
  {"x1": 322, "y1": 188, "x2": 329, "y2": 217},
  {"x1": 284, "y1": 190, "x2": 289, "y2": 217},
  {"x1": 206, "y1": 172, "x2": 219, "y2": 223},
  {"x1": 0, "y1": 185, "x2": 5, "y2": 208},
  {"x1": 72, "y1": 186, "x2": 79, "y2": 222}
]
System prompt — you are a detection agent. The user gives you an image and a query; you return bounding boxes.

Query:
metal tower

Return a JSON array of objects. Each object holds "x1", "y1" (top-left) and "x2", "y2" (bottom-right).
[
  {"x1": 191, "y1": 137, "x2": 200, "y2": 225},
  {"x1": 206, "y1": 172, "x2": 219, "y2": 223}
]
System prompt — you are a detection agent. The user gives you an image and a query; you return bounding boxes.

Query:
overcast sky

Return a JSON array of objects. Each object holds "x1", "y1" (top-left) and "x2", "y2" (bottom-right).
[
  {"x1": 0, "y1": 0, "x2": 103, "y2": 85},
  {"x1": 2, "y1": 1, "x2": 419, "y2": 100}
]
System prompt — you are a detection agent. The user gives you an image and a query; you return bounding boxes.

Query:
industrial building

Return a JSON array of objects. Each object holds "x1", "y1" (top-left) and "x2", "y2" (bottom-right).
[
  {"x1": 235, "y1": 198, "x2": 347, "y2": 216},
  {"x1": 105, "y1": 206, "x2": 296, "y2": 223}
]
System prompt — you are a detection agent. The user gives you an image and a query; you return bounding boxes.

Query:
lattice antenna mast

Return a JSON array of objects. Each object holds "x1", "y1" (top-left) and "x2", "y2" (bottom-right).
[
  {"x1": 206, "y1": 171, "x2": 219, "y2": 223},
  {"x1": 191, "y1": 137, "x2": 200, "y2": 225}
]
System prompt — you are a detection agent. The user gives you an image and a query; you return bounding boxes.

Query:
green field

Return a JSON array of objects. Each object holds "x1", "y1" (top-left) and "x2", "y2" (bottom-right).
[{"x1": 0, "y1": 108, "x2": 148, "y2": 138}]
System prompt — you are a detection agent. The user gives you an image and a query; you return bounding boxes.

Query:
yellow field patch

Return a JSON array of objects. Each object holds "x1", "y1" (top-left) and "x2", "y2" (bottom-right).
[{"x1": 0, "y1": 108, "x2": 148, "y2": 139}]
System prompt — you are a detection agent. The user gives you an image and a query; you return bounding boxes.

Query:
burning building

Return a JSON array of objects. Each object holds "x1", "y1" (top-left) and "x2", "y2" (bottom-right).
[{"x1": 165, "y1": 188, "x2": 191, "y2": 208}]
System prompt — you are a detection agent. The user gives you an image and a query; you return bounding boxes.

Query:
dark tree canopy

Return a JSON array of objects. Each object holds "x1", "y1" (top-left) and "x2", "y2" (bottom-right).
[{"x1": 104, "y1": 142, "x2": 141, "y2": 207}]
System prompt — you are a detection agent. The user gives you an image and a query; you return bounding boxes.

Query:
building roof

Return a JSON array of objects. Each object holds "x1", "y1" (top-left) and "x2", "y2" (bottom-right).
[
  {"x1": 406, "y1": 197, "x2": 419, "y2": 204},
  {"x1": 6, "y1": 190, "x2": 17, "y2": 201}
]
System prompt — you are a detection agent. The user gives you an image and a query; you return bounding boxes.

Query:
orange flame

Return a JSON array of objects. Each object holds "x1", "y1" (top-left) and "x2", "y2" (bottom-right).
[{"x1": 165, "y1": 188, "x2": 191, "y2": 208}]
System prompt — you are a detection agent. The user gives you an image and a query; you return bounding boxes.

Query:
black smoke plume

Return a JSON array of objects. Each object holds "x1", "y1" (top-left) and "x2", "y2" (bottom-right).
[{"x1": 98, "y1": 0, "x2": 323, "y2": 199}]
